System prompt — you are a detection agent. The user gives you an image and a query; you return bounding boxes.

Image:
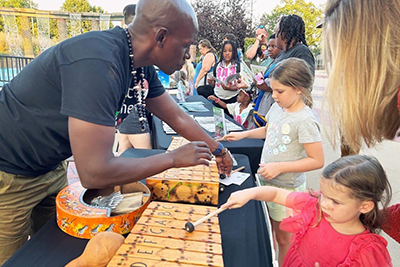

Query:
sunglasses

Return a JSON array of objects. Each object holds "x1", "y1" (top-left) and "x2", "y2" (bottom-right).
[{"x1": 256, "y1": 25, "x2": 266, "y2": 30}]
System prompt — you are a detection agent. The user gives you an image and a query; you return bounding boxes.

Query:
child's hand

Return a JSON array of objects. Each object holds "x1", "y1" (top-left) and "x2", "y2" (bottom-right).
[
  {"x1": 257, "y1": 162, "x2": 283, "y2": 180},
  {"x1": 221, "y1": 190, "x2": 252, "y2": 210},
  {"x1": 234, "y1": 78, "x2": 248, "y2": 89},
  {"x1": 221, "y1": 132, "x2": 245, "y2": 142},
  {"x1": 207, "y1": 77, "x2": 215, "y2": 86},
  {"x1": 208, "y1": 95, "x2": 218, "y2": 102}
]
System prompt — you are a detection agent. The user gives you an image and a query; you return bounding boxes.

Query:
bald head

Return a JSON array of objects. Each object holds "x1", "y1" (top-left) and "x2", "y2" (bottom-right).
[
  {"x1": 134, "y1": 0, "x2": 198, "y2": 35},
  {"x1": 128, "y1": 0, "x2": 198, "y2": 74}
]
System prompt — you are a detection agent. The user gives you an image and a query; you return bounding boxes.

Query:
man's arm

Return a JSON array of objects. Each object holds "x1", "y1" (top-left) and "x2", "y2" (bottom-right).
[
  {"x1": 69, "y1": 118, "x2": 212, "y2": 189},
  {"x1": 146, "y1": 92, "x2": 233, "y2": 174},
  {"x1": 246, "y1": 39, "x2": 260, "y2": 60}
]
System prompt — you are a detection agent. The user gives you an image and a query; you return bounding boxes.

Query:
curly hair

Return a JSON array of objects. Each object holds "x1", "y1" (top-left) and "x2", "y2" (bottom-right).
[{"x1": 276, "y1": 14, "x2": 308, "y2": 51}]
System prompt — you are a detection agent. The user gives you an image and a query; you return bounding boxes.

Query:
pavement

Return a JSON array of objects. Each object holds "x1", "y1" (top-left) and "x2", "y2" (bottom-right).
[{"x1": 309, "y1": 70, "x2": 400, "y2": 264}]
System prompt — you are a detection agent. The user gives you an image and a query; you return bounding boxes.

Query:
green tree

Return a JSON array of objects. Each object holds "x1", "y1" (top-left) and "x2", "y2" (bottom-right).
[
  {"x1": 0, "y1": 0, "x2": 37, "y2": 8},
  {"x1": 0, "y1": 0, "x2": 38, "y2": 32},
  {"x1": 193, "y1": 0, "x2": 252, "y2": 57},
  {"x1": 259, "y1": 0, "x2": 323, "y2": 55},
  {"x1": 61, "y1": 0, "x2": 105, "y2": 36}
]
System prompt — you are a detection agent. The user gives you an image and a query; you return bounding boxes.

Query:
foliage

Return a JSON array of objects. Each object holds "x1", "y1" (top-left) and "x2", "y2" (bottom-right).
[
  {"x1": 244, "y1": 37, "x2": 255, "y2": 51},
  {"x1": 192, "y1": 0, "x2": 252, "y2": 55},
  {"x1": 61, "y1": 0, "x2": 105, "y2": 36},
  {"x1": 0, "y1": 0, "x2": 38, "y2": 32},
  {"x1": 259, "y1": 0, "x2": 323, "y2": 55},
  {"x1": 0, "y1": 0, "x2": 37, "y2": 8}
]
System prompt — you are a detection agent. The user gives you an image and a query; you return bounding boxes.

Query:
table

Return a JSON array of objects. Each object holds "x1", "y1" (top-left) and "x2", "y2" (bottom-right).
[
  {"x1": 3, "y1": 149, "x2": 273, "y2": 267},
  {"x1": 152, "y1": 95, "x2": 264, "y2": 175}
]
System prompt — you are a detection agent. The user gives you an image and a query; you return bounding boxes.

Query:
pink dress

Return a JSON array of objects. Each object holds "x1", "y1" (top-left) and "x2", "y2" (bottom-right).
[{"x1": 280, "y1": 192, "x2": 392, "y2": 267}]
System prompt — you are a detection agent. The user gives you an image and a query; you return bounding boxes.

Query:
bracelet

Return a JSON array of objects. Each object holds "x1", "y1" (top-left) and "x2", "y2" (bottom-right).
[
  {"x1": 212, "y1": 142, "x2": 224, "y2": 156},
  {"x1": 215, "y1": 98, "x2": 220, "y2": 103},
  {"x1": 215, "y1": 148, "x2": 228, "y2": 158}
]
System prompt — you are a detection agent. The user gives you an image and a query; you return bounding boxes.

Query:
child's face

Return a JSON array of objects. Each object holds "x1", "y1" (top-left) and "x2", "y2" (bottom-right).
[
  {"x1": 267, "y1": 38, "x2": 281, "y2": 59},
  {"x1": 223, "y1": 43, "x2": 233, "y2": 63},
  {"x1": 270, "y1": 79, "x2": 303, "y2": 111},
  {"x1": 237, "y1": 90, "x2": 249, "y2": 104},
  {"x1": 319, "y1": 178, "x2": 366, "y2": 232}
]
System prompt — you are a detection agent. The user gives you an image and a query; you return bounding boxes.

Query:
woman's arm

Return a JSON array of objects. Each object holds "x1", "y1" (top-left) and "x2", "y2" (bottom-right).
[
  {"x1": 256, "y1": 80, "x2": 272, "y2": 92},
  {"x1": 194, "y1": 53, "x2": 215, "y2": 88},
  {"x1": 258, "y1": 141, "x2": 324, "y2": 180}
]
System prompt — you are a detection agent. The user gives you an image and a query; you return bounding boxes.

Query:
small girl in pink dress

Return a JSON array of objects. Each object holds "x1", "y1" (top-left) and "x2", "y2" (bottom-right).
[{"x1": 222, "y1": 155, "x2": 393, "y2": 267}]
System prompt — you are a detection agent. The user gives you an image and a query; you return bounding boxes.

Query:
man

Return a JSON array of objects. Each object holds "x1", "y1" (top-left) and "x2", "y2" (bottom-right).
[
  {"x1": 117, "y1": 4, "x2": 153, "y2": 153},
  {"x1": 0, "y1": 0, "x2": 232, "y2": 264},
  {"x1": 245, "y1": 25, "x2": 268, "y2": 65}
]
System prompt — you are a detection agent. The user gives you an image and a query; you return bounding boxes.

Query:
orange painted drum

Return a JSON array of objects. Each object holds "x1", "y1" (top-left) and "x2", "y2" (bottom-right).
[{"x1": 56, "y1": 182, "x2": 151, "y2": 239}]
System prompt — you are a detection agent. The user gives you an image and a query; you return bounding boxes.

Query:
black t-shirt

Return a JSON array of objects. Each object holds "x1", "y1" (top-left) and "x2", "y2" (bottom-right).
[
  {"x1": 275, "y1": 43, "x2": 315, "y2": 75},
  {"x1": 0, "y1": 27, "x2": 164, "y2": 176}
]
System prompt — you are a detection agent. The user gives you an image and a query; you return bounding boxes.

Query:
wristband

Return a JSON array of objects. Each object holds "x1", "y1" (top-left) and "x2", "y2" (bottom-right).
[
  {"x1": 215, "y1": 148, "x2": 228, "y2": 158},
  {"x1": 215, "y1": 98, "x2": 220, "y2": 103},
  {"x1": 212, "y1": 142, "x2": 224, "y2": 156}
]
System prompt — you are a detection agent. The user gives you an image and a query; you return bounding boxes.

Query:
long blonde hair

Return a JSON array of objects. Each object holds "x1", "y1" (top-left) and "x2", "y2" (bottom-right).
[{"x1": 323, "y1": 0, "x2": 400, "y2": 151}]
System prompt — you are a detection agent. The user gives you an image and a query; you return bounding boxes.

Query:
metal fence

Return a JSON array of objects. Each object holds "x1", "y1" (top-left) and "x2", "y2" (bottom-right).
[{"x1": 0, "y1": 55, "x2": 34, "y2": 87}]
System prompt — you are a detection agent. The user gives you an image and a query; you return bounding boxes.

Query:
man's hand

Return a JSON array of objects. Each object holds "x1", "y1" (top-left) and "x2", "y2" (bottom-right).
[
  {"x1": 257, "y1": 162, "x2": 283, "y2": 180},
  {"x1": 256, "y1": 33, "x2": 265, "y2": 42},
  {"x1": 169, "y1": 141, "x2": 212, "y2": 168},
  {"x1": 215, "y1": 149, "x2": 233, "y2": 176}
]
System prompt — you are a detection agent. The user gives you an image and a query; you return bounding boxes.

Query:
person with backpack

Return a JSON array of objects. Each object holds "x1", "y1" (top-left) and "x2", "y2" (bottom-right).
[{"x1": 194, "y1": 39, "x2": 217, "y2": 98}]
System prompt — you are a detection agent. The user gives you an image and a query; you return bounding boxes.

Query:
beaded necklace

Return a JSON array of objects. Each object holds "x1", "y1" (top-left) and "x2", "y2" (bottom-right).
[{"x1": 115, "y1": 28, "x2": 147, "y2": 131}]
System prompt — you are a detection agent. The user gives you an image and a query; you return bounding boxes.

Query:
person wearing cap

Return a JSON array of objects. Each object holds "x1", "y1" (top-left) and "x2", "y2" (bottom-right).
[
  {"x1": 208, "y1": 87, "x2": 254, "y2": 130},
  {"x1": 245, "y1": 25, "x2": 269, "y2": 65}
]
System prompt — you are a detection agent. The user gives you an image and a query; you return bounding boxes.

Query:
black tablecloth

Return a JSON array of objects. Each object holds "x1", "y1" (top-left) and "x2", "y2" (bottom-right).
[
  {"x1": 3, "y1": 149, "x2": 272, "y2": 267},
  {"x1": 152, "y1": 95, "x2": 264, "y2": 175}
]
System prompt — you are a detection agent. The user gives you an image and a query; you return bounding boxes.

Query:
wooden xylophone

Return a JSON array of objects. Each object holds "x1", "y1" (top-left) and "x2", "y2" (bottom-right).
[
  {"x1": 146, "y1": 137, "x2": 220, "y2": 206},
  {"x1": 107, "y1": 201, "x2": 224, "y2": 266}
]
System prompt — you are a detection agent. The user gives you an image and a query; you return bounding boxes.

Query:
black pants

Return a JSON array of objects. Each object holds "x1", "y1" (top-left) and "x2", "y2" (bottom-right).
[{"x1": 197, "y1": 85, "x2": 214, "y2": 99}]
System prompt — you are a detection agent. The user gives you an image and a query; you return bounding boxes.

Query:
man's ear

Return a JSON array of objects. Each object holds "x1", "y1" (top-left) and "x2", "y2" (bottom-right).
[
  {"x1": 156, "y1": 28, "x2": 168, "y2": 48},
  {"x1": 359, "y1": 200, "x2": 374, "y2": 214}
]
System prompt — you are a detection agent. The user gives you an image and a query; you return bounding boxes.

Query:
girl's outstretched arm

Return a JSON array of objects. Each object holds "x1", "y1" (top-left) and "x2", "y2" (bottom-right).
[
  {"x1": 258, "y1": 141, "x2": 324, "y2": 180},
  {"x1": 221, "y1": 126, "x2": 267, "y2": 142},
  {"x1": 221, "y1": 186, "x2": 290, "y2": 210},
  {"x1": 207, "y1": 95, "x2": 227, "y2": 109}
]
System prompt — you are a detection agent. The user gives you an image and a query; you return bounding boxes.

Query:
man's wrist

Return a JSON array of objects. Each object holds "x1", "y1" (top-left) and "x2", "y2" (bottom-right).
[
  {"x1": 212, "y1": 142, "x2": 224, "y2": 156},
  {"x1": 215, "y1": 147, "x2": 228, "y2": 158}
]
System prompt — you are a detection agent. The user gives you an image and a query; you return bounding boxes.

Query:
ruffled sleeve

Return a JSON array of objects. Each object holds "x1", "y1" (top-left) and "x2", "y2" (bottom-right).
[
  {"x1": 340, "y1": 234, "x2": 392, "y2": 267},
  {"x1": 280, "y1": 192, "x2": 319, "y2": 234}
]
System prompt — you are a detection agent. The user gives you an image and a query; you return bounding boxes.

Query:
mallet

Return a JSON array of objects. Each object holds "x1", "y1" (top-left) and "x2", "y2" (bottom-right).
[
  {"x1": 185, "y1": 207, "x2": 227, "y2": 233},
  {"x1": 219, "y1": 166, "x2": 245, "y2": 179}
]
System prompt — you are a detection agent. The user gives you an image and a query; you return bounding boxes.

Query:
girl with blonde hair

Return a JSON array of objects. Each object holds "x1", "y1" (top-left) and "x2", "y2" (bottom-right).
[
  {"x1": 323, "y1": 0, "x2": 400, "y2": 242},
  {"x1": 223, "y1": 58, "x2": 324, "y2": 266}
]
